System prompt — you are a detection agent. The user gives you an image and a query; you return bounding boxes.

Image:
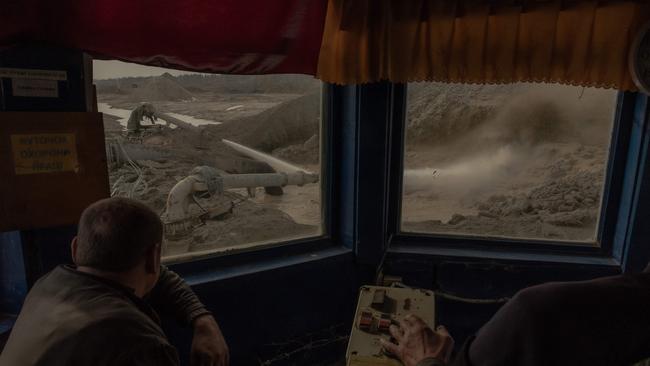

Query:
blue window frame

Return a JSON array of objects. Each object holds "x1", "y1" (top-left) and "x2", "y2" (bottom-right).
[
  {"x1": 334, "y1": 82, "x2": 650, "y2": 345},
  {"x1": 0, "y1": 70, "x2": 357, "y2": 362},
  {"x1": 333, "y1": 81, "x2": 650, "y2": 281},
  {"x1": 378, "y1": 86, "x2": 650, "y2": 273}
]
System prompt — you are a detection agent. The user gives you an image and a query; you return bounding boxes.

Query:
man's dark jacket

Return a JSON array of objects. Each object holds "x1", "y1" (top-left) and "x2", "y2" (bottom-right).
[
  {"x1": 0, "y1": 265, "x2": 208, "y2": 366},
  {"x1": 446, "y1": 266, "x2": 650, "y2": 366}
]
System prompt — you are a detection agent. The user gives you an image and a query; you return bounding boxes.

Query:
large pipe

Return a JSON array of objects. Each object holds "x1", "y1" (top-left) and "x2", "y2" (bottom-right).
[
  {"x1": 165, "y1": 176, "x2": 202, "y2": 222},
  {"x1": 221, "y1": 138, "x2": 437, "y2": 193},
  {"x1": 163, "y1": 168, "x2": 318, "y2": 223},
  {"x1": 221, "y1": 172, "x2": 318, "y2": 189},
  {"x1": 221, "y1": 139, "x2": 310, "y2": 174},
  {"x1": 158, "y1": 112, "x2": 197, "y2": 130}
]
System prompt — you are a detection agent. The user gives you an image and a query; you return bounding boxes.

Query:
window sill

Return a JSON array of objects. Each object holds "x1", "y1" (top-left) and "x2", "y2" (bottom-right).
[
  {"x1": 173, "y1": 244, "x2": 353, "y2": 286},
  {"x1": 388, "y1": 243, "x2": 621, "y2": 268}
]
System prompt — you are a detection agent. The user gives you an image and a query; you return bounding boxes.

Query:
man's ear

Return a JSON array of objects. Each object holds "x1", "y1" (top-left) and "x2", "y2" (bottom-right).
[
  {"x1": 71, "y1": 237, "x2": 79, "y2": 265},
  {"x1": 144, "y1": 243, "x2": 161, "y2": 274}
]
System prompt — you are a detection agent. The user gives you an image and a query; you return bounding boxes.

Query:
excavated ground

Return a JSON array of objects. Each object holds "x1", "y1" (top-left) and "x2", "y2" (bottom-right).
[
  {"x1": 401, "y1": 83, "x2": 617, "y2": 243},
  {"x1": 100, "y1": 76, "x2": 617, "y2": 258},
  {"x1": 101, "y1": 93, "x2": 321, "y2": 259}
]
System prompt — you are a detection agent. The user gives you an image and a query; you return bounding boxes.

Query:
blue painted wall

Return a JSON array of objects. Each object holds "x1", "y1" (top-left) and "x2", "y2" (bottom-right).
[{"x1": 0, "y1": 231, "x2": 27, "y2": 315}]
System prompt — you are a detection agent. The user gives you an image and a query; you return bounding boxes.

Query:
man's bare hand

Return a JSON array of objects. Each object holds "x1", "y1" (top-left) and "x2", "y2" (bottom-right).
[
  {"x1": 380, "y1": 314, "x2": 454, "y2": 366},
  {"x1": 191, "y1": 315, "x2": 229, "y2": 366}
]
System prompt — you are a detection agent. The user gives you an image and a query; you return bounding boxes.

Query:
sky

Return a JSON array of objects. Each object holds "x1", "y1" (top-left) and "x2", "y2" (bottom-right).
[{"x1": 93, "y1": 60, "x2": 199, "y2": 80}]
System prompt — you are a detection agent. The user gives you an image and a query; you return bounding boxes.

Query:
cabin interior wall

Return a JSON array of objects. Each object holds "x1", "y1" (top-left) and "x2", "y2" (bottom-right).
[
  {"x1": 2, "y1": 44, "x2": 650, "y2": 365},
  {"x1": 354, "y1": 84, "x2": 649, "y2": 349},
  {"x1": 0, "y1": 46, "x2": 359, "y2": 365},
  {"x1": 0, "y1": 231, "x2": 27, "y2": 315}
]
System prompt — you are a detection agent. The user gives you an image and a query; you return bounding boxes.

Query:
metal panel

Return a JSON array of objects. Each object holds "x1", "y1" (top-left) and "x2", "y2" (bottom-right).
[
  {"x1": 346, "y1": 286, "x2": 435, "y2": 366},
  {"x1": 0, "y1": 112, "x2": 109, "y2": 231},
  {"x1": 0, "y1": 46, "x2": 92, "y2": 112}
]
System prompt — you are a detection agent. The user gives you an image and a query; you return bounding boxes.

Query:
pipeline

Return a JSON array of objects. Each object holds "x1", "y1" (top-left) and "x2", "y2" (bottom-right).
[{"x1": 162, "y1": 166, "x2": 319, "y2": 236}]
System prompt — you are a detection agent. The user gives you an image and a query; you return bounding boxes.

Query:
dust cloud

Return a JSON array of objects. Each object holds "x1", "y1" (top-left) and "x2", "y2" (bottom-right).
[{"x1": 402, "y1": 83, "x2": 617, "y2": 242}]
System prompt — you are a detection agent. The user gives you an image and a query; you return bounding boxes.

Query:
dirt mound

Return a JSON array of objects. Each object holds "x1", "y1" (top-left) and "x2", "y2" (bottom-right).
[
  {"x1": 241, "y1": 93, "x2": 319, "y2": 151},
  {"x1": 174, "y1": 73, "x2": 321, "y2": 94},
  {"x1": 210, "y1": 92, "x2": 320, "y2": 154},
  {"x1": 164, "y1": 198, "x2": 318, "y2": 255},
  {"x1": 406, "y1": 83, "x2": 526, "y2": 145},
  {"x1": 95, "y1": 82, "x2": 126, "y2": 95},
  {"x1": 473, "y1": 144, "x2": 606, "y2": 228},
  {"x1": 477, "y1": 170, "x2": 601, "y2": 223},
  {"x1": 401, "y1": 141, "x2": 608, "y2": 241},
  {"x1": 272, "y1": 134, "x2": 319, "y2": 165},
  {"x1": 129, "y1": 73, "x2": 195, "y2": 102},
  {"x1": 405, "y1": 83, "x2": 615, "y2": 153}
]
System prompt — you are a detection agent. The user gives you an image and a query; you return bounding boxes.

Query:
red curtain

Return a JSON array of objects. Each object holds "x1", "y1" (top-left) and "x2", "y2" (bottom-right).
[{"x1": 0, "y1": 0, "x2": 327, "y2": 75}]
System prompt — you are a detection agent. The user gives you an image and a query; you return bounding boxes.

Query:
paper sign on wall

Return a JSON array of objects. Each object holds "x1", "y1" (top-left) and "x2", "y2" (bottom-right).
[
  {"x1": 0, "y1": 68, "x2": 67, "y2": 81},
  {"x1": 10, "y1": 133, "x2": 79, "y2": 175},
  {"x1": 12, "y1": 79, "x2": 59, "y2": 98},
  {"x1": 0, "y1": 67, "x2": 66, "y2": 99}
]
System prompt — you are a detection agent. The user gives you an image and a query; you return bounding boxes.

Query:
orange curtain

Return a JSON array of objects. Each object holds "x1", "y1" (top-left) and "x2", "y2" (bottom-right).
[{"x1": 316, "y1": 0, "x2": 650, "y2": 90}]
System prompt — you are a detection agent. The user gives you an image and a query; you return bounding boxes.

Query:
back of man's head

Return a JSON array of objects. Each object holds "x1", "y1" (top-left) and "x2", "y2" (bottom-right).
[{"x1": 75, "y1": 197, "x2": 163, "y2": 272}]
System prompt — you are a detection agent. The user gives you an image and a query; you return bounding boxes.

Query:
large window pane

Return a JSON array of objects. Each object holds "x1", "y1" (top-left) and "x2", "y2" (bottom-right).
[
  {"x1": 94, "y1": 60, "x2": 323, "y2": 261},
  {"x1": 401, "y1": 83, "x2": 617, "y2": 244}
]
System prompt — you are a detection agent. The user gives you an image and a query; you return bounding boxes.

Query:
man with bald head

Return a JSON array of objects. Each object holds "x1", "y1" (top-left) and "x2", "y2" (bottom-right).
[{"x1": 0, "y1": 197, "x2": 228, "y2": 366}]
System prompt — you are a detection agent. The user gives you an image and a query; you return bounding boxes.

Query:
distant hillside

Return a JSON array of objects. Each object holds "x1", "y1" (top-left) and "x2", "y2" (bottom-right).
[
  {"x1": 95, "y1": 73, "x2": 320, "y2": 96},
  {"x1": 174, "y1": 74, "x2": 320, "y2": 94},
  {"x1": 131, "y1": 73, "x2": 194, "y2": 102},
  {"x1": 95, "y1": 73, "x2": 194, "y2": 102},
  {"x1": 95, "y1": 77, "x2": 139, "y2": 95}
]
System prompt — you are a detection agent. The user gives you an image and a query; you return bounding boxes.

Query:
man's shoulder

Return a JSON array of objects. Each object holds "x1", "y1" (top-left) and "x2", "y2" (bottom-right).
[
  {"x1": 78, "y1": 318, "x2": 169, "y2": 351},
  {"x1": 512, "y1": 271, "x2": 650, "y2": 310},
  {"x1": 32, "y1": 266, "x2": 169, "y2": 340},
  {"x1": 67, "y1": 304, "x2": 176, "y2": 364},
  {"x1": 83, "y1": 309, "x2": 165, "y2": 336}
]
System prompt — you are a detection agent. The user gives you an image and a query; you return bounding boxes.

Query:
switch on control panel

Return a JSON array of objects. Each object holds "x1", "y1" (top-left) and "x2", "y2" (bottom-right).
[{"x1": 346, "y1": 286, "x2": 435, "y2": 366}]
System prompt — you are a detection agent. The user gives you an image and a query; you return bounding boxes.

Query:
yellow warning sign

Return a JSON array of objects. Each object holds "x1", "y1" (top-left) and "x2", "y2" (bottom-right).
[{"x1": 11, "y1": 133, "x2": 79, "y2": 175}]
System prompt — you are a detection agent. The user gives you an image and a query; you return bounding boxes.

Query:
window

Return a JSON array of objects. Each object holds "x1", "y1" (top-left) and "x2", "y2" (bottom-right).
[
  {"x1": 401, "y1": 83, "x2": 618, "y2": 245},
  {"x1": 94, "y1": 60, "x2": 323, "y2": 261}
]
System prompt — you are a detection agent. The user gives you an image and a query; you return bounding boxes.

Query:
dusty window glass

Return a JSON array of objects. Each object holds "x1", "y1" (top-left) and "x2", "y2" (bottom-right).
[
  {"x1": 94, "y1": 60, "x2": 323, "y2": 261},
  {"x1": 401, "y1": 83, "x2": 617, "y2": 244}
]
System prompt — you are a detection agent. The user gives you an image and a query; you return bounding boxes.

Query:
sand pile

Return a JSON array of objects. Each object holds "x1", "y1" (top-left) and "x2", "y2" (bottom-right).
[
  {"x1": 96, "y1": 72, "x2": 326, "y2": 258},
  {"x1": 210, "y1": 92, "x2": 320, "y2": 156},
  {"x1": 109, "y1": 158, "x2": 316, "y2": 256},
  {"x1": 476, "y1": 143, "x2": 606, "y2": 226},
  {"x1": 477, "y1": 170, "x2": 601, "y2": 226},
  {"x1": 405, "y1": 83, "x2": 614, "y2": 150},
  {"x1": 406, "y1": 83, "x2": 527, "y2": 145},
  {"x1": 272, "y1": 134, "x2": 319, "y2": 165},
  {"x1": 239, "y1": 92, "x2": 319, "y2": 152},
  {"x1": 131, "y1": 73, "x2": 195, "y2": 102},
  {"x1": 166, "y1": 198, "x2": 317, "y2": 255},
  {"x1": 401, "y1": 83, "x2": 617, "y2": 242},
  {"x1": 95, "y1": 77, "x2": 140, "y2": 95},
  {"x1": 402, "y1": 138, "x2": 611, "y2": 241}
]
